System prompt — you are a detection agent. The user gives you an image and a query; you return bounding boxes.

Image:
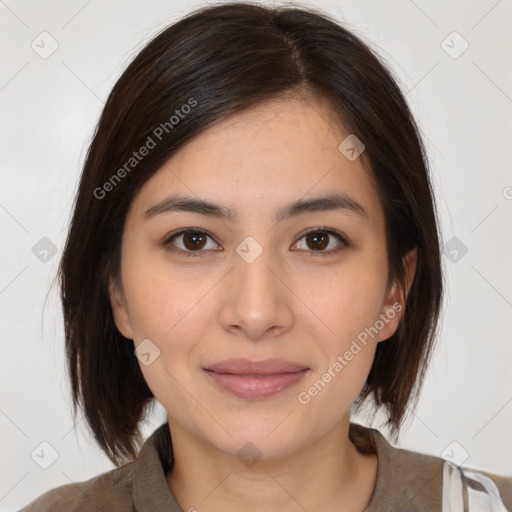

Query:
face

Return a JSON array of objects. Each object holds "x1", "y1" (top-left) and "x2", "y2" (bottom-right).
[{"x1": 110, "y1": 94, "x2": 416, "y2": 460}]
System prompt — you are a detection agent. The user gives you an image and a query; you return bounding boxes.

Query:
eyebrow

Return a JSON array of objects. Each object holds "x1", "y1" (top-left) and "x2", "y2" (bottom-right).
[{"x1": 143, "y1": 193, "x2": 369, "y2": 223}]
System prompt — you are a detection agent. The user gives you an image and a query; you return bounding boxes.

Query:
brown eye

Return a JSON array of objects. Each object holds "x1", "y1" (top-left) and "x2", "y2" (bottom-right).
[
  {"x1": 164, "y1": 229, "x2": 220, "y2": 257},
  {"x1": 305, "y1": 231, "x2": 329, "y2": 251},
  {"x1": 163, "y1": 227, "x2": 348, "y2": 258},
  {"x1": 182, "y1": 231, "x2": 208, "y2": 251},
  {"x1": 293, "y1": 228, "x2": 348, "y2": 256}
]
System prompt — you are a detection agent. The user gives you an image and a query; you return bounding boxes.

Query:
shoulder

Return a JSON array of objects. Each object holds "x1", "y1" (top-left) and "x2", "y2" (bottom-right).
[
  {"x1": 18, "y1": 462, "x2": 136, "y2": 512},
  {"x1": 352, "y1": 424, "x2": 446, "y2": 510},
  {"x1": 456, "y1": 464, "x2": 512, "y2": 511},
  {"x1": 480, "y1": 469, "x2": 512, "y2": 504},
  {"x1": 394, "y1": 445, "x2": 512, "y2": 511},
  {"x1": 386, "y1": 442, "x2": 445, "y2": 510},
  {"x1": 357, "y1": 425, "x2": 511, "y2": 511}
]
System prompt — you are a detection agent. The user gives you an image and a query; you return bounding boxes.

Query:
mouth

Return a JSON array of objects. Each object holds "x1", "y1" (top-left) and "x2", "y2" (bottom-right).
[{"x1": 203, "y1": 358, "x2": 310, "y2": 400}]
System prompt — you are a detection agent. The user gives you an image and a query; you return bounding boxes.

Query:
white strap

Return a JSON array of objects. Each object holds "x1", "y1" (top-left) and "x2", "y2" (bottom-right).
[
  {"x1": 442, "y1": 461, "x2": 464, "y2": 511},
  {"x1": 442, "y1": 460, "x2": 509, "y2": 511}
]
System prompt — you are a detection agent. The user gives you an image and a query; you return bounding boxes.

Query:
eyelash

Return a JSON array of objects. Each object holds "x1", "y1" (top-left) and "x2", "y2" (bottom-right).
[{"x1": 162, "y1": 227, "x2": 349, "y2": 258}]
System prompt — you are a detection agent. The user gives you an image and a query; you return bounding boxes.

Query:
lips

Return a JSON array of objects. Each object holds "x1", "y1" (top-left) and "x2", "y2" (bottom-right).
[
  {"x1": 203, "y1": 358, "x2": 309, "y2": 399},
  {"x1": 205, "y1": 358, "x2": 308, "y2": 375}
]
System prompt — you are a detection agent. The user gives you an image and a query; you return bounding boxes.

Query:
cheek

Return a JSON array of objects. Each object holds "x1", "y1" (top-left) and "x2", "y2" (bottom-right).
[
  {"x1": 295, "y1": 272, "x2": 382, "y2": 415},
  {"x1": 300, "y1": 261, "x2": 387, "y2": 343},
  {"x1": 121, "y1": 253, "x2": 209, "y2": 341},
  {"x1": 121, "y1": 262, "x2": 208, "y2": 418}
]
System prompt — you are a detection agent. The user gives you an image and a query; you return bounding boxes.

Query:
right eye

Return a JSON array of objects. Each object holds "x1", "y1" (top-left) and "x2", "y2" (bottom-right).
[{"x1": 163, "y1": 229, "x2": 221, "y2": 257}]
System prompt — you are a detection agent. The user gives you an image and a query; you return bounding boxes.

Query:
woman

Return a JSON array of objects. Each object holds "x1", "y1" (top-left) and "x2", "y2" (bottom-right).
[{"x1": 20, "y1": 2, "x2": 511, "y2": 511}]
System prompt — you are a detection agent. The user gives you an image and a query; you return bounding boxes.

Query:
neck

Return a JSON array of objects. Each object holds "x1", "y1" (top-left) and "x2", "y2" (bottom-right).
[{"x1": 166, "y1": 416, "x2": 378, "y2": 512}]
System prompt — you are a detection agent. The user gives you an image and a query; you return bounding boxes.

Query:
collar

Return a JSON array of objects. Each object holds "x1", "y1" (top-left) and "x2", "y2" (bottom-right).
[{"x1": 131, "y1": 421, "x2": 443, "y2": 512}]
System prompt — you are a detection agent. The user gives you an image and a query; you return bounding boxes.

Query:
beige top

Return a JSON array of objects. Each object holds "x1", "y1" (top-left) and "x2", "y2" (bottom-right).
[{"x1": 19, "y1": 421, "x2": 512, "y2": 511}]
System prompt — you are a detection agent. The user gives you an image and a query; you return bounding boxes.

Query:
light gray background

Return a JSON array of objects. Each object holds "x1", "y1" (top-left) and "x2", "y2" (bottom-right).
[{"x1": 1, "y1": 0, "x2": 511, "y2": 510}]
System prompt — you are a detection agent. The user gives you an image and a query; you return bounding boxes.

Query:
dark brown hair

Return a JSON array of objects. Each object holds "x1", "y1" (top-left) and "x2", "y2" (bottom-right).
[{"x1": 59, "y1": 1, "x2": 444, "y2": 466}]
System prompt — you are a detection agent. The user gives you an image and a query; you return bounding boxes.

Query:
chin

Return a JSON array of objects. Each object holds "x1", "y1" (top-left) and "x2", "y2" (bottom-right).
[{"x1": 204, "y1": 419, "x2": 309, "y2": 463}]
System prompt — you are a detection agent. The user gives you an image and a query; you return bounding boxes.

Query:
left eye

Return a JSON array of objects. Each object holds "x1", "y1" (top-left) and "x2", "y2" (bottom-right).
[
  {"x1": 163, "y1": 227, "x2": 348, "y2": 257},
  {"x1": 292, "y1": 228, "x2": 347, "y2": 255}
]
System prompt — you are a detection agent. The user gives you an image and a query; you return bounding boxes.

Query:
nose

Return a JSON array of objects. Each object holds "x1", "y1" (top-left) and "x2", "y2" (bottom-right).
[{"x1": 219, "y1": 247, "x2": 294, "y2": 341}]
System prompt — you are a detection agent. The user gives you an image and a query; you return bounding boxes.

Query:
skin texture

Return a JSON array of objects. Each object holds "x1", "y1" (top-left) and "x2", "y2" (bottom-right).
[{"x1": 110, "y1": 93, "x2": 417, "y2": 512}]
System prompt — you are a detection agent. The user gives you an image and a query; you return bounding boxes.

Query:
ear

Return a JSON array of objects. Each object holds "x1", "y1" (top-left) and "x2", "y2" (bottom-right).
[
  {"x1": 375, "y1": 247, "x2": 417, "y2": 343},
  {"x1": 109, "y1": 276, "x2": 133, "y2": 339}
]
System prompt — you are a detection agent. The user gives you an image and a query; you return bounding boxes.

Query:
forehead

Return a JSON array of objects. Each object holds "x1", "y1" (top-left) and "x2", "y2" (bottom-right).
[{"x1": 129, "y1": 95, "x2": 383, "y2": 231}]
